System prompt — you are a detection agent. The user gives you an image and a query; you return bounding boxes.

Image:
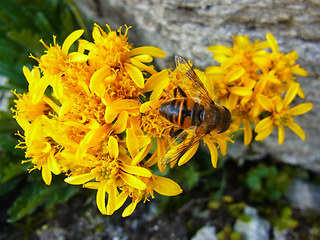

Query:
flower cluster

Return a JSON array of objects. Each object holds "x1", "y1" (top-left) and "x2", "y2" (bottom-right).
[
  {"x1": 205, "y1": 33, "x2": 313, "y2": 145},
  {"x1": 13, "y1": 24, "x2": 312, "y2": 217},
  {"x1": 12, "y1": 24, "x2": 182, "y2": 217}
]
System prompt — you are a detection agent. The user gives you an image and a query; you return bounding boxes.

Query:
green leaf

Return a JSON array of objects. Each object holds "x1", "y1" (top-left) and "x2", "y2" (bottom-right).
[{"x1": 8, "y1": 181, "x2": 79, "y2": 222}]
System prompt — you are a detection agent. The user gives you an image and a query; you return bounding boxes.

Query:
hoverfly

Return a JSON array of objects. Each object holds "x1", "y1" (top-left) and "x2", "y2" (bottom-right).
[{"x1": 159, "y1": 55, "x2": 231, "y2": 165}]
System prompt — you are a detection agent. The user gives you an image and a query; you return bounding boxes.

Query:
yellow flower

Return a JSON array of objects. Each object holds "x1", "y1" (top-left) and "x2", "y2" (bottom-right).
[
  {"x1": 255, "y1": 83, "x2": 313, "y2": 144},
  {"x1": 13, "y1": 23, "x2": 180, "y2": 217},
  {"x1": 35, "y1": 30, "x2": 88, "y2": 76},
  {"x1": 14, "y1": 117, "x2": 61, "y2": 185},
  {"x1": 205, "y1": 33, "x2": 310, "y2": 146}
]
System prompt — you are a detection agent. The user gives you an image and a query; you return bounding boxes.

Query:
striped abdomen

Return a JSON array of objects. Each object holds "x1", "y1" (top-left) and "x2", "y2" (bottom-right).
[{"x1": 159, "y1": 98, "x2": 203, "y2": 129}]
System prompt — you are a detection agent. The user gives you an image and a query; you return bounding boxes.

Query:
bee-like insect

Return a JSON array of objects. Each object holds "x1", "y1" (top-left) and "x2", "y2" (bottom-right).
[{"x1": 159, "y1": 55, "x2": 231, "y2": 164}]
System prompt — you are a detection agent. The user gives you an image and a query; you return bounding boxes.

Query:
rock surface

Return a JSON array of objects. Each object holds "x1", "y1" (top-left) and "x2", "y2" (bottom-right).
[
  {"x1": 234, "y1": 206, "x2": 271, "y2": 240},
  {"x1": 286, "y1": 179, "x2": 320, "y2": 212},
  {"x1": 76, "y1": 0, "x2": 320, "y2": 172}
]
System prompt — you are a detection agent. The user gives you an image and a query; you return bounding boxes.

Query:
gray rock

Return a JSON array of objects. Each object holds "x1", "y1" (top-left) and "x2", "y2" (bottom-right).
[
  {"x1": 76, "y1": 0, "x2": 320, "y2": 172},
  {"x1": 286, "y1": 179, "x2": 320, "y2": 212},
  {"x1": 191, "y1": 225, "x2": 217, "y2": 240},
  {"x1": 234, "y1": 206, "x2": 271, "y2": 240}
]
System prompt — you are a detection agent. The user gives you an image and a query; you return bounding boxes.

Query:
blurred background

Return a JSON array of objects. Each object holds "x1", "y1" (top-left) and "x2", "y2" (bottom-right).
[{"x1": 0, "y1": 0, "x2": 319, "y2": 239}]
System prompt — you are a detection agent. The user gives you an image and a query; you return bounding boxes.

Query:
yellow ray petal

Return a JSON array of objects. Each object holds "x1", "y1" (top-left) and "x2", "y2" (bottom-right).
[
  {"x1": 225, "y1": 66, "x2": 245, "y2": 83},
  {"x1": 283, "y1": 83, "x2": 299, "y2": 106},
  {"x1": 124, "y1": 63, "x2": 144, "y2": 88},
  {"x1": 289, "y1": 103, "x2": 313, "y2": 115},
  {"x1": 153, "y1": 176, "x2": 183, "y2": 196},
  {"x1": 42, "y1": 163, "x2": 52, "y2": 185},
  {"x1": 108, "y1": 136, "x2": 119, "y2": 159},
  {"x1": 178, "y1": 143, "x2": 198, "y2": 166},
  {"x1": 287, "y1": 121, "x2": 306, "y2": 140},
  {"x1": 121, "y1": 164, "x2": 152, "y2": 178},
  {"x1": 62, "y1": 29, "x2": 84, "y2": 55},
  {"x1": 266, "y1": 33, "x2": 279, "y2": 53},
  {"x1": 207, "y1": 45, "x2": 232, "y2": 56},
  {"x1": 206, "y1": 139, "x2": 218, "y2": 168},
  {"x1": 230, "y1": 87, "x2": 252, "y2": 96},
  {"x1": 64, "y1": 172, "x2": 95, "y2": 185},
  {"x1": 257, "y1": 94, "x2": 273, "y2": 112},
  {"x1": 244, "y1": 119, "x2": 252, "y2": 146},
  {"x1": 120, "y1": 172, "x2": 146, "y2": 190},
  {"x1": 89, "y1": 66, "x2": 107, "y2": 97},
  {"x1": 129, "y1": 46, "x2": 166, "y2": 58},
  {"x1": 69, "y1": 52, "x2": 88, "y2": 62},
  {"x1": 115, "y1": 192, "x2": 128, "y2": 211},
  {"x1": 106, "y1": 182, "x2": 118, "y2": 215},
  {"x1": 122, "y1": 200, "x2": 138, "y2": 217},
  {"x1": 112, "y1": 111, "x2": 129, "y2": 134},
  {"x1": 278, "y1": 125, "x2": 285, "y2": 145},
  {"x1": 48, "y1": 153, "x2": 60, "y2": 175},
  {"x1": 126, "y1": 127, "x2": 139, "y2": 158},
  {"x1": 255, "y1": 116, "x2": 273, "y2": 133},
  {"x1": 143, "y1": 69, "x2": 169, "y2": 92},
  {"x1": 97, "y1": 182, "x2": 107, "y2": 215}
]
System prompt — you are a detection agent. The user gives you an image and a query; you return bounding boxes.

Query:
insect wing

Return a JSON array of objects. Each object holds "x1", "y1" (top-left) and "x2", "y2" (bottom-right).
[
  {"x1": 161, "y1": 127, "x2": 205, "y2": 165},
  {"x1": 175, "y1": 55, "x2": 212, "y2": 104}
]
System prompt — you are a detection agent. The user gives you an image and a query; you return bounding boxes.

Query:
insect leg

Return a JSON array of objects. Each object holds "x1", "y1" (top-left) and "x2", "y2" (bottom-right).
[{"x1": 173, "y1": 86, "x2": 187, "y2": 98}]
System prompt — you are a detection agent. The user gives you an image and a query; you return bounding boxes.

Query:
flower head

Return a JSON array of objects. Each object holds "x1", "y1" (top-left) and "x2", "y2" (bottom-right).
[
  {"x1": 206, "y1": 33, "x2": 311, "y2": 145},
  {"x1": 255, "y1": 83, "x2": 313, "y2": 144},
  {"x1": 13, "y1": 24, "x2": 182, "y2": 217}
]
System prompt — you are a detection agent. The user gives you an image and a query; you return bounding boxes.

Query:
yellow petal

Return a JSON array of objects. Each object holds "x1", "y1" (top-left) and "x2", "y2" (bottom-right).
[
  {"x1": 206, "y1": 139, "x2": 218, "y2": 168},
  {"x1": 89, "y1": 66, "x2": 107, "y2": 97},
  {"x1": 42, "y1": 163, "x2": 52, "y2": 185},
  {"x1": 255, "y1": 116, "x2": 273, "y2": 133},
  {"x1": 124, "y1": 63, "x2": 145, "y2": 88},
  {"x1": 266, "y1": 33, "x2": 279, "y2": 53},
  {"x1": 207, "y1": 45, "x2": 232, "y2": 56},
  {"x1": 225, "y1": 66, "x2": 245, "y2": 83},
  {"x1": 178, "y1": 143, "x2": 198, "y2": 166},
  {"x1": 132, "y1": 143, "x2": 152, "y2": 165},
  {"x1": 129, "y1": 46, "x2": 166, "y2": 58},
  {"x1": 113, "y1": 111, "x2": 129, "y2": 134},
  {"x1": 62, "y1": 29, "x2": 84, "y2": 55},
  {"x1": 278, "y1": 125, "x2": 285, "y2": 145},
  {"x1": 64, "y1": 172, "x2": 95, "y2": 185},
  {"x1": 121, "y1": 164, "x2": 152, "y2": 177},
  {"x1": 130, "y1": 57, "x2": 157, "y2": 75},
  {"x1": 144, "y1": 69, "x2": 169, "y2": 91},
  {"x1": 293, "y1": 67, "x2": 308, "y2": 77},
  {"x1": 153, "y1": 175, "x2": 183, "y2": 196},
  {"x1": 108, "y1": 136, "x2": 119, "y2": 159},
  {"x1": 120, "y1": 172, "x2": 146, "y2": 190},
  {"x1": 287, "y1": 121, "x2": 306, "y2": 140},
  {"x1": 289, "y1": 103, "x2": 313, "y2": 115},
  {"x1": 139, "y1": 100, "x2": 162, "y2": 113},
  {"x1": 48, "y1": 153, "x2": 60, "y2": 175},
  {"x1": 97, "y1": 182, "x2": 107, "y2": 215},
  {"x1": 244, "y1": 119, "x2": 252, "y2": 146},
  {"x1": 106, "y1": 182, "x2": 117, "y2": 215},
  {"x1": 126, "y1": 127, "x2": 139, "y2": 158},
  {"x1": 205, "y1": 66, "x2": 225, "y2": 75},
  {"x1": 255, "y1": 124, "x2": 275, "y2": 141},
  {"x1": 283, "y1": 83, "x2": 299, "y2": 106},
  {"x1": 84, "y1": 182, "x2": 100, "y2": 189},
  {"x1": 230, "y1": 87, "x2": 252, "y2": 96},
  {"x1": 115, "y1": 192, "x2": 128, "y2": 211},
  {"x1": 257, "y1": 94, "x2": 273, "y2": 112},
  {"x1": 122, "y1": 200, "x2": 138, "y2": 217},
  {"x1": 69, "y1": 52, "x2": 88, "y2": 62}
]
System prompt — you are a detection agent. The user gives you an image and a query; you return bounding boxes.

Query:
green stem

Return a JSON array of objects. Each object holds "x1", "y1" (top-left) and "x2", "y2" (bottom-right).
[{"x1": 64, "y1": 0, "x2": 91, "y2": 40}]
